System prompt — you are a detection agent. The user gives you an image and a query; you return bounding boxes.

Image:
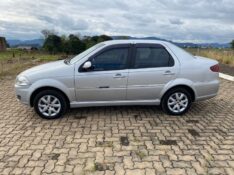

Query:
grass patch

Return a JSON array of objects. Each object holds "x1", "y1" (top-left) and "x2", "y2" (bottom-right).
[
  {"x1": 0, "y1": 49, "x2": 64, "y2": 61},
  {"x1": 135, "y1": 150, "x2": 147, "y2": 159},
  {"x1": 186, "y1": 48, "x2": 234, "y2": 66},
  {"x1": 133, "y1": 136, "x2": 141, "y2": 143},
  {"x1": 96, "y1": 141, "x2": 113, "y2": 147},
  {"x1": 0, "y1": 49, "x2": 66, "y2": 78},
  {"x1": 0, "y1": 61, "x2": 35, "y2": 77}
]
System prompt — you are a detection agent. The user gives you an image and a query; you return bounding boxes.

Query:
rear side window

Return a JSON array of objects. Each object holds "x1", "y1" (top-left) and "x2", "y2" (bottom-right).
[
  {"x1": 134, "y1": 47, "x2": 174, "y2": 68},
  {"x1": 91, "y1": 48, "x2": 129, "y2": 71}
]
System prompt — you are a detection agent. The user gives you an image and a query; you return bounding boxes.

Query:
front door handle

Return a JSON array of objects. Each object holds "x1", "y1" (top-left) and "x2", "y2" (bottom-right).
[
  {"x1": 163, "y1": 71, "x2": 175, "y2": 75},
  {"x1": 113, "y1": 73, "x2": 126, "y2": 78}
]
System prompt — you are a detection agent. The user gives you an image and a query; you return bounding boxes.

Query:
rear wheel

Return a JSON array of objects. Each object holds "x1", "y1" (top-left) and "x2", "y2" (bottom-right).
[
  {"x1": 33, "y1": 90, "x2": 68, "y2": 119},
  {"x1": 161, "y1": 88, "x2": 192, "y2": 115}
]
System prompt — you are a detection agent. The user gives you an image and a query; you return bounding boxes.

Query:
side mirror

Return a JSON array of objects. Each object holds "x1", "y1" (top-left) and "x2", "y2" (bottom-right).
[{"x1": 82, "y1": 61, "x2": 92, "y2": 69}]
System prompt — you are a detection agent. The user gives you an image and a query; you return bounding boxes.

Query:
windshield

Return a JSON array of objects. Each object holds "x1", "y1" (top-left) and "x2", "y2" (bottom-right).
[{"x1": 69, "y1": 43, "x2": 105, "y2": 64}]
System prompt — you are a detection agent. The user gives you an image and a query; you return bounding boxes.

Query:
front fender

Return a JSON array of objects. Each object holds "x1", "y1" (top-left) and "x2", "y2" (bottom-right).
[{"x1": 27, "y1": 78, "x2": 76, "y2": 103}]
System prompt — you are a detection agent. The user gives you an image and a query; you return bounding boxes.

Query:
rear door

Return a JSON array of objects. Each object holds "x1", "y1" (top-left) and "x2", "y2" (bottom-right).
[{"x1": 127, "y1": 43, "x2": 179, "y2": 100}]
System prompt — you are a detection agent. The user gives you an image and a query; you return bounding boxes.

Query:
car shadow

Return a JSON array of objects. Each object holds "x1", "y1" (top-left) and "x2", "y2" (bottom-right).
[
  {"x1": 66, "y1": 105, "x2": 164, "y2": 119},
  {"x1": 65, "y1": 100, "x2": 219, "y2": 120}
]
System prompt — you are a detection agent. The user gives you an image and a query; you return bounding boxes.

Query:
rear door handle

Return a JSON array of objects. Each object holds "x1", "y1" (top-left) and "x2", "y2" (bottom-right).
[
  {"x1": 163, "y1": 71, "x2": 175, "y2": 75},
  {"x1": 99, "y1": 86, "x2": 109, "y2": 89},
  {"x1": 113, "y1": 73, "x2": 126, "y2": 78}
]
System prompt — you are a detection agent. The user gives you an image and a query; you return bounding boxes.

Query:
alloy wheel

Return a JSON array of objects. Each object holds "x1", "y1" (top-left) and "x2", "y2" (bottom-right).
[
  {"x1": 38, "y1": 95, "x2": 61, "y2": 117},
  {"x1": 167, "y1": 92, "x2": 189, "y2": 113}
]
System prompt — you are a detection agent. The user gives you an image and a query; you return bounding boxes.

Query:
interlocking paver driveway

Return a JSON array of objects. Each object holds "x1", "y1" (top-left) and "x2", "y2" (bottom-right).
[{"x1": 0, "y1": 78, "x2": 234, "y2": 175}]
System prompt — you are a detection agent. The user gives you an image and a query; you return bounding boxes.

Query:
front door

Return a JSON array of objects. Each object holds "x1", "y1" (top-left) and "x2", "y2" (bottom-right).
[
  {"x1": 75, "y1": 45, "x2": 131, "y2": 102},
  {"x1": 127, "y1": 44, "x2": 179, "y2": 100}
]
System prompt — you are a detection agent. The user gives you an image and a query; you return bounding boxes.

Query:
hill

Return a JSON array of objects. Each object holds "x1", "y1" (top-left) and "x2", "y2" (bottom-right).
[{"x1": 7, "y1": 39, "x2": 44, "y2": 48}]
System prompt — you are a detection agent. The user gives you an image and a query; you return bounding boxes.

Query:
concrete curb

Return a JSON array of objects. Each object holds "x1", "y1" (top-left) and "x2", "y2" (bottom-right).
[{"x1": 219, "y1": 73, "x2": 234, "y2": 82}]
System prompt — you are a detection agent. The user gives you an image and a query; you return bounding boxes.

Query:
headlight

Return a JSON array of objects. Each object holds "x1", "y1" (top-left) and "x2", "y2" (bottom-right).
[{"x1": 16, "y1": 76, "x2": 30, "y2": 86}]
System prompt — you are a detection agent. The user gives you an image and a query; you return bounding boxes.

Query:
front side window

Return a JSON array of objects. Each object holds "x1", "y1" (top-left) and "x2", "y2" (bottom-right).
[
  {"x1": 134, "y1": 47, "x2": 174, "y2": 68},
  {"x1": 91, "y1": 48, "x2": 129, "y2": 71},
  {"x1": 70, "y1": 43, "x2": 105, "y2": 64}
]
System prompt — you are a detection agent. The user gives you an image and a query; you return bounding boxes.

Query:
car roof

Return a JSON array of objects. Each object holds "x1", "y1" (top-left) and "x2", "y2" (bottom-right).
[{"x1": 103, "y1": 39, "x2": 170, "y2": 45}]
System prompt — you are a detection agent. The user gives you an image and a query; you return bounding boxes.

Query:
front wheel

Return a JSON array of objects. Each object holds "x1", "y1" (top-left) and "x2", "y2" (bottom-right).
[
  {"x1": 161, "y1": 88, "x2": 192, "y2": 115},
  {"x1": 33, "y1": 90, "x2": 68, "y2": 119}
]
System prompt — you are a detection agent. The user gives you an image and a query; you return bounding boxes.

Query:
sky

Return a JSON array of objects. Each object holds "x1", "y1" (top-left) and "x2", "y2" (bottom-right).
[{"x1": 0, "y1": 0, "x2": 234, "y2": 43}]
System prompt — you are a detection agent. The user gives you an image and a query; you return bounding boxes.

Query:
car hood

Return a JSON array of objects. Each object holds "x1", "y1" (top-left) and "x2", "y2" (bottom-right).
[
  {"x1": 21, "y1": 60, "x2": 65, "y2": 74},
  {"x1": 19, "y1": 60, "x2": 74, "y2": 81}
]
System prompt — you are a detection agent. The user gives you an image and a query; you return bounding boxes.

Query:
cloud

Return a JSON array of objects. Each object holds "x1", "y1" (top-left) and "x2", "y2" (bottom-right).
[
  {"x1": 38, "y1": 15, "x2": 89, "y2": 31},
  {"x1": 170, "y1": 19, "x2": 184, "y2": 25},
  {"x1": 0, "y1": 0, "x2": 234, "y2": 42}
]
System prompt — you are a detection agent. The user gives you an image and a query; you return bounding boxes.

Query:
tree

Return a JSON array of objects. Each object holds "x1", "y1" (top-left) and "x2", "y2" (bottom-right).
[
  {"x1": 43, "y1": 35, "x2": 62, "y2": 54},
  {"x1": 82, "y1": 36, "x2": 97, "y2": 48},
  {"x1": 98, "y1": 35, "x2": 113, "y2": 42},
  {"x1": 231, "y1": 40, "x2": 234, "y2": 49},
  {"x1": 115, "y1": 36, "x2": 130, "y2": 40},
  {"x1": 41, "y1": 33, "x2": 113, "y2": 53},
  {"x1": 41, "y1": 29, "x2": 57, "y2": 39},
  {"x1": 82, "y1": 35, "x2": 113, "y2": 49},
  {"x1": 67, "y1": 34, "x2": 86, "y2": 54},
  {"x1": 6, "y1": 42, "x2": 10, "y2": 48}
]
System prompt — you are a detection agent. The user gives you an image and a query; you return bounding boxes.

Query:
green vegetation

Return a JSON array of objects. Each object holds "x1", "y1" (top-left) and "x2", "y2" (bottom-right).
[
  {"x1": 0, "y1": 49, "x2": 64, "y2": 77},
  {"x1": 135, "y1": 150, "x2": 147, "y2": 159},
  {"x1": 0, "y1": 49, "x2": 63, "y2": 61},
  {"x1": 42, "y1": 30, "x2": 112, "y2": 54},
  {"x1": 186, "y1": 48, "x2": 234, "y2": 66},
  {"x1": 96, "y1": 141, "x2": 113, "y2": 147},
  {"x1": 43, "y1": 35, "x2": 63, "y2": 54},
  {"x1": 231, "y1": 40, "x2": 234, "y2": 49},
  {"x1": 62, "y1": 34, "x2": 86, "y2": 54}
]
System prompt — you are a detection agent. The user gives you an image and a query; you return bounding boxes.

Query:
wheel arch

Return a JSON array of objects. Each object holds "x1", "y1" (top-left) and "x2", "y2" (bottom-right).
[
  {"x1": 161, "y1": 84, "x2": 196, "y2": 103},
  {"x1": 30, "y1": 86, "x2": 70, "y2": 107}
]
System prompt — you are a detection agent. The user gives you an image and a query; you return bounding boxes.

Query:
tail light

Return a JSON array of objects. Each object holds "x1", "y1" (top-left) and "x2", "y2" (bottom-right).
[{"x1": 210, "y1": 64, "x2": 220, "y2": 72}]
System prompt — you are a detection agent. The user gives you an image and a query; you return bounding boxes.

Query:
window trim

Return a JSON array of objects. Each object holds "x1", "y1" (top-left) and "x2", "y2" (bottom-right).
[
  {"x1": 79, "y1": 44, "x2": 133, "y2": 72},
  {"x1": 130, "y1": 43, "x2": 175, "y2": 69}
]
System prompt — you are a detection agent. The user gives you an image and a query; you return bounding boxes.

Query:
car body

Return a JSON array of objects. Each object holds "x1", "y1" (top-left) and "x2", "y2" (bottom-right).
[{"x1": 15, "y1": 40, "x2": 220, "y2": 119}]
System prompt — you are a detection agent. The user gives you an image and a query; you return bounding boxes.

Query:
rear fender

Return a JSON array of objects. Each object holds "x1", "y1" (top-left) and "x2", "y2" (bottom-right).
[{"x1": 160, "y1": 78, "x2": 197, "y2": 99}]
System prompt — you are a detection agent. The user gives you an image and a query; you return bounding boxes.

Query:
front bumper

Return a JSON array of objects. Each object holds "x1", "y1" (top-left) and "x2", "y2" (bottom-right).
[{"x1": 15, "y1": 84, "x2": 31, "y2": 105}]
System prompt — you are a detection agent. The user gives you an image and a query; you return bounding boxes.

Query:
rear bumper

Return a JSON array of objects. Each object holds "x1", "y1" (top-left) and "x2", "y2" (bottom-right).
[
  {"x1": 194, "y1": 79, "x2": 219, "y2": 101},
  {"x1": 195, "y1": 93, "x2": 217, "y2": 101}
]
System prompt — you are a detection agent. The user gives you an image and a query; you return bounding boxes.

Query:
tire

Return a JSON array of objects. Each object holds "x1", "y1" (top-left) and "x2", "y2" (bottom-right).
[
  {"x1": 161, "y1": 88, "x2": 192, "y2": 115},
  {"x1": 33, "y1": 90, "x2": 68, "y2": 119}
]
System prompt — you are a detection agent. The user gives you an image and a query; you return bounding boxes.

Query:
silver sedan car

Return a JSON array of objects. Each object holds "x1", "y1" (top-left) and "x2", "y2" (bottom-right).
[{"x1": 15, "y1": 40, "x2": 220, "y2": 119}]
